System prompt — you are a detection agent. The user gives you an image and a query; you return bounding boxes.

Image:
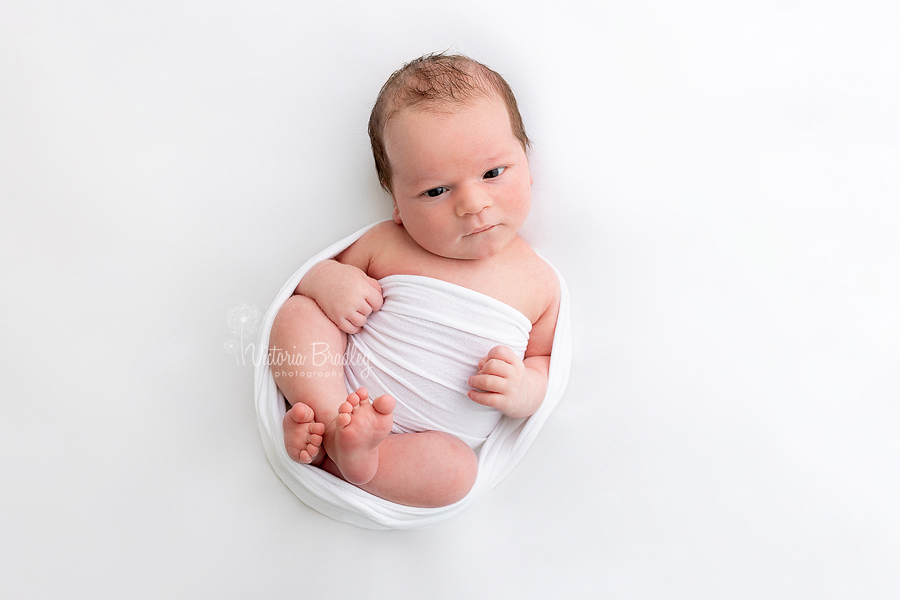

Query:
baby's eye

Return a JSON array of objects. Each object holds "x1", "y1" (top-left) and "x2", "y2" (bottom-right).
[
  {"x1": 484, "y1": 167, "x2": 506, "y2": 179},
  {"x1": 424, "y1": 187, "x2": 448, "y2": 198}
]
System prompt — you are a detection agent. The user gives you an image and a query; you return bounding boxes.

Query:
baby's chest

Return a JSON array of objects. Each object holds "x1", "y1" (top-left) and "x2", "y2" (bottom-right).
[{"x1": 364, "y1": 229, "x2": 547, "y2": 322}]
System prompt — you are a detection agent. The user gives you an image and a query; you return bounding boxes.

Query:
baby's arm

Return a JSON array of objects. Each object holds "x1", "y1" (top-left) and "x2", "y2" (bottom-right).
[
  {"x1": 467, "y1": 277, "x2": 561, "y2": 419},
  {"x1": 295, "y1": 235, "x2": 382, "y2": 334}
]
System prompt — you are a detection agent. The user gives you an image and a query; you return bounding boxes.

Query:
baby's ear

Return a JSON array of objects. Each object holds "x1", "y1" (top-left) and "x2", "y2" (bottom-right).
[{"x1": 392, "y1": 204, "x2": 403, "y2": 224}]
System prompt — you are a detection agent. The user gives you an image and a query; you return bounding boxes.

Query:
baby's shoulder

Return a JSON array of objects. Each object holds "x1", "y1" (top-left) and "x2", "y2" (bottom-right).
[
  {"x1": 335, "y1": 220, "x2": 398, "y2": 271},
  {"x1": 506, "y1": 243, "x2": 560, "y2": 350},
  {"x1": 356, "y1": 220, "x2": 411, "y2": 253},
  {"x1": 355, "y1": 220, "x2": 399, "y2": 246},
  {"x1": 508, "y1": 236, "x2": 559, "y2": 286},
  {"x1": 483, "y1": 238, "x2": 559, "y2": 323},
  {"x1": 518, "y1": 246, "x2": 561, "y2": 311},
  {"x1": 355, "y1": 221, "x2": 447, "y2": 279}
]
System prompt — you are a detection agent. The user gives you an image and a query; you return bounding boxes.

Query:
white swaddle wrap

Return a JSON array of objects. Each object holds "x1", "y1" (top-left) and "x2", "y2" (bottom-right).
[
  {"x1": 254, "y1": 222, "x2": 571, "y2": 530},
  {"x1": 345, "y1": 275, "x2": 531, "y2": 449}
]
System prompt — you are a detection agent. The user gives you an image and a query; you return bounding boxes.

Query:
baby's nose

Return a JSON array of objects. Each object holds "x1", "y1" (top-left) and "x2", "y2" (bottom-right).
[{"x1": 455, "y1": 188, "x2": 492, "y2": 216}]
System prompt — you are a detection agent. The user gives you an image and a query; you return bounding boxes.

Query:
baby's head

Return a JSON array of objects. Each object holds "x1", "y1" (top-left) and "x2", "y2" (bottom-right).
[
  {"x1": 368, "y1": 53, "x2": 530, "y2": 195},
  {"x1": 368, "y1": 53, "x2": 533, "y2": 260}
]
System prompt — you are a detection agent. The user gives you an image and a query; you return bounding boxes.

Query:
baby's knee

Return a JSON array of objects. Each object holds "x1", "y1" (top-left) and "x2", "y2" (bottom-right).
[
  {"x1": 270, "y1": 294, "x2": 335, "y2": 347},
  {"x1": 441, "y1": 437, "x2": 478, "y2": 504},
  {"x1": 273, "y1": 294, "x2": 318, "y2": 330}
]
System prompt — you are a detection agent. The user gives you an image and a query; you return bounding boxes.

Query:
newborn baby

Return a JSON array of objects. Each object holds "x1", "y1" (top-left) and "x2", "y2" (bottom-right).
[{"x1": 269, "y1": 53, "x2": 560, "y2": 508}]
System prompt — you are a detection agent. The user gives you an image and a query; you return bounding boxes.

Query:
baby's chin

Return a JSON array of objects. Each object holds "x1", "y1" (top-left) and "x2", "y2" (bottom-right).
[{"x1": 423, "y1": 239, "x2": 512, "y2": 261}]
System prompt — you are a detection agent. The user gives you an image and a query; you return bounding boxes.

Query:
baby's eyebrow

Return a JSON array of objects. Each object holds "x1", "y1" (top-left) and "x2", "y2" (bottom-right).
[
  {"x1": 480, "y1": 153, "x2": 509, "y2": 165},
  {"x1": 403, "y1": 173, "x2": 445, "y2": 190}
]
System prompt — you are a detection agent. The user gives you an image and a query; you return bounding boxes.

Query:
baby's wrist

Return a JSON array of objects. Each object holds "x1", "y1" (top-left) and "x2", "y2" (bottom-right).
[{"x1": 298, "y1": 260, "x2": 336, "y2": 298}]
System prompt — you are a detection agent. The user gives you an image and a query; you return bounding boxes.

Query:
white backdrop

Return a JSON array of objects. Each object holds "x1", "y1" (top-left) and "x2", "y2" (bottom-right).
[{"x1": 2, "y1": 1, "x2": 899, "y2": 598}]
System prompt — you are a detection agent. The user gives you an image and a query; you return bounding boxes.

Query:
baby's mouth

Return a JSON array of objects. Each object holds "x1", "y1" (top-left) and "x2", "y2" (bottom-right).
[{"x1": 466, "y1": 224, "x2": 495, "y2": 236}]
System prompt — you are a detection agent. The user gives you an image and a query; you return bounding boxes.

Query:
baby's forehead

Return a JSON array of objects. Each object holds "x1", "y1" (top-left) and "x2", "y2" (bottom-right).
[
  {"x1": 383, "y1": 99, "x2": 509, "y2": 154},
  {"x1": 382, "y1": 95, "x2": 516, "y2": 162},
  {"x1": 389, "y1": 88, "x2": 500, "y2": 119}
]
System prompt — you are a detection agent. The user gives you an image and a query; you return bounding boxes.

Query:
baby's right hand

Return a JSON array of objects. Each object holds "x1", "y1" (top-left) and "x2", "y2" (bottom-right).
[{"x1": 302, "y1": 260, "x2": 383, "y2": 334}]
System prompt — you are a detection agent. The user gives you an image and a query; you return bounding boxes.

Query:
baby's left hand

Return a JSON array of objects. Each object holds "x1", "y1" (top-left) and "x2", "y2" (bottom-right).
[{"x1": 467, "y1": 345, "x2": 528, "y2": 417}]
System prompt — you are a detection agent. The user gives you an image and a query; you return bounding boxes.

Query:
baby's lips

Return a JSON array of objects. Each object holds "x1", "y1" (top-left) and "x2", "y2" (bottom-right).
[{"x1": 465, "y1": 224, "x2": 496, "y2": 236}]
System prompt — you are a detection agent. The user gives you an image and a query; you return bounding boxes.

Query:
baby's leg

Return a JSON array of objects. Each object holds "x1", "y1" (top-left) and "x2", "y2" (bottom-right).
[
  {"x1": 270, "y1": 295, "x2": 394, "y2": 483},
  {"x1": 320, "y1": 423, "x2": 479, "y2": 507},
  {"x1": 271, "y1": 295, "x2": 478, "y2": 505}
]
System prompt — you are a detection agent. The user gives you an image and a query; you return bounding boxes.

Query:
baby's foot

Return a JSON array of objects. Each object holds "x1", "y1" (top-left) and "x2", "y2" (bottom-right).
[
  {"x1": 283, "y1": 402, "x2": 326, "y2": 465},
  {"x1": 328, "y1": 388, "x2": 395, "y2": 485}
]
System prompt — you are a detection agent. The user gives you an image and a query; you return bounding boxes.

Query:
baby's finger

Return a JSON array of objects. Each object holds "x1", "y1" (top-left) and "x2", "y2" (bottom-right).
[
  {"x1": 486, "y1": 345, "x2": 516, "y2": 363},
  {"x1": 466, "y1": 389, "x2": 500, "y2": 408},
  {"x1": 339, "y1": 319, "x2": 362, "y2": 334},
  {"x1": 367, "y1": 276, "x2": 383, "y2": 295},
  {"x1": 366, "y1": 278, "x2": 384, "y2": 312},
  {"x1": 478, "y1": 358, "x2": 512, "y2": 378},
  {"x1": 346, "y1": 311, "x2": 367, "y2": 328},
  {"x1": 469, "y1": 373, "x2": 507, "y2": 395}
]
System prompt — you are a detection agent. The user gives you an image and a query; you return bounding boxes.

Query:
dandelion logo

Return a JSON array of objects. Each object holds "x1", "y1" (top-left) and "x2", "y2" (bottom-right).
[{"x1": 224, "y1": 302, "x2": 261, "y2": 365}]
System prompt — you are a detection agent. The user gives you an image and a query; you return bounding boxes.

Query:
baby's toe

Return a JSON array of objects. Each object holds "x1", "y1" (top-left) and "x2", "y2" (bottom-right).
[
  {"x1": 288, "y1": 401, "x2": 315, "y2": 424},
  {"x1": 345, "y1": 392, "x2": 361, "y2": 409},
  {"x1": 372, "y1": 394, "x2": 395, "y2": 415},
  {"x1": 336, "y1": 410, "x2": 352, "y2": 428}
]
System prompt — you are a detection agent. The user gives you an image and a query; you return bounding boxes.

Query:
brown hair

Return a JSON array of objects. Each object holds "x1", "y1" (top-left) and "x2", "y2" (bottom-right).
[{"x1": 368, "y1": 52, "x2": 530, "y2": 194}]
